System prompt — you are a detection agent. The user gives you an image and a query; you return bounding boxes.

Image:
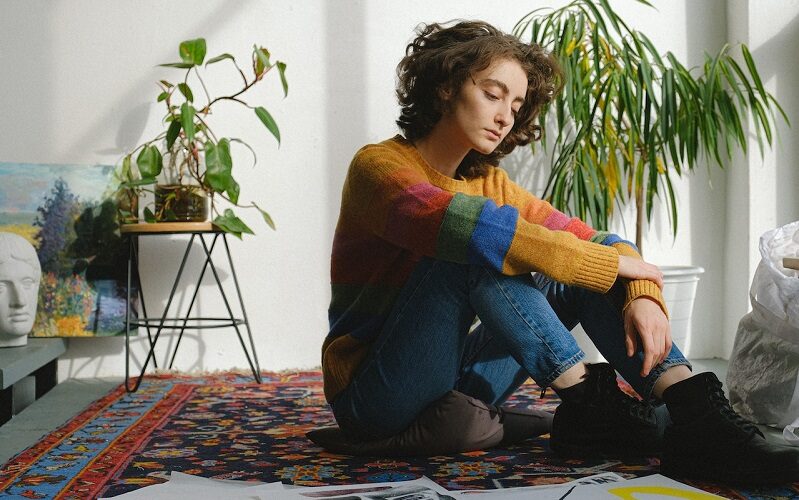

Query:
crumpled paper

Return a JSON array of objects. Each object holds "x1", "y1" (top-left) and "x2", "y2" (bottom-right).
[{"x1": 784, "y1": 416, "x2": 799, "y2": 446}]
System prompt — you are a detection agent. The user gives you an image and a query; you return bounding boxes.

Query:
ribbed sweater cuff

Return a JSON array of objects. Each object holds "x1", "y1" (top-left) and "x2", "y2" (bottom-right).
[
  {"x1": 624, "y1": 279, "x2": 669, "y2": 318},
  {"x1": 572, "y1": 244, "x2": 618, "y2": 293}
]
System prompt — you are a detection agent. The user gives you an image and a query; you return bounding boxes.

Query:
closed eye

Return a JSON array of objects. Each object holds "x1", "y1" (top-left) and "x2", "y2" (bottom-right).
[{"x1": 484, "y1": 91, "x2": 499, "y2": 101}]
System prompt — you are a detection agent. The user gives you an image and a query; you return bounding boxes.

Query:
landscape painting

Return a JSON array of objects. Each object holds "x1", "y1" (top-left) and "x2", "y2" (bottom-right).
[{"x1": 0, "y1": 162, "x2": 133, "y2": 337}]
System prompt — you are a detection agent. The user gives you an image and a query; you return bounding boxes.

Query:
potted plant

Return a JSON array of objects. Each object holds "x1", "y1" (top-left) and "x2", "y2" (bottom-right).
[
  {"x1": 512, "y1": 0, "x2": 787, "y2": 344},
  {"x1": 117, "y1": 38, "x2": 288, "y2": 238}
]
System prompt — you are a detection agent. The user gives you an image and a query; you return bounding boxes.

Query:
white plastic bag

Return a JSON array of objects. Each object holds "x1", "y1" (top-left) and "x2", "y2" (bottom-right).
[{"x1": 727, "y1": 220, "x2": 799, "y2": 434}]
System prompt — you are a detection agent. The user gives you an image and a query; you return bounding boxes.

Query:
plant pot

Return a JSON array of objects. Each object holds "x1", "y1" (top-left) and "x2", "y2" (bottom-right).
[
  {"x1": 662, "y1": 265, "x2": 705, "y2": 350},
  {"x1": 115, "y1": 188, "x2": 139, "y2": 225},
  {"x1": 154, "y1": 184, "x2": 209, "y2": 222}
]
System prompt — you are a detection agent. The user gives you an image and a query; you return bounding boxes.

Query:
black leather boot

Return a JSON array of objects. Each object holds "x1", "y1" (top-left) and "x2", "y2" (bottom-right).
[
  {"x1": 662, "y1": 372, "x2": 799, "y2": 486},
  {"x1": 550, "y1": 363, "x2": 662, "y2": 457}
]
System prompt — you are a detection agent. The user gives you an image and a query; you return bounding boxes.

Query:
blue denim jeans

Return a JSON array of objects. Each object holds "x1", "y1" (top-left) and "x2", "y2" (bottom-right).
[{"x1": 330, "y1": 258, "x2": 690, "y2": 440}]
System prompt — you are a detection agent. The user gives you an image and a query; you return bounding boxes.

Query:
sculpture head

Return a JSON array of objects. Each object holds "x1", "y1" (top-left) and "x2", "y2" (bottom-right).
[{"x1": 0, "y1": 233, "x2": 41, "y2": 347}]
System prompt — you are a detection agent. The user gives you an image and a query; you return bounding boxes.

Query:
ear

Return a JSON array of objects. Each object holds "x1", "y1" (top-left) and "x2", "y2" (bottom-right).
[{"x1": 438, "y1": 86, "x2": 453, "y2": 101}]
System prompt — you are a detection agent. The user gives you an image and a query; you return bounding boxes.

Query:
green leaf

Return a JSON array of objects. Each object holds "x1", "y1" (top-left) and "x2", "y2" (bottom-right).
[
  {"x1": 254, "y1": 106, "x2": 281, "y2": 145},
  {"x1": 177, "y1": 83, "x2": 194, "y2": 102},
  {"x1": 136, "y1": 145, "x2": 163, "y2": 179},
  {"x1": 157, "y1": 91, "x2": 169, "y2": 102},
  {"x1": 253, "y1": 202, "x2": 276, "y2": 230},
  {"x1": 122, "y1": 177, "x2": 157, "y2": 188},
  {"x1": 121, "y1": 155, "x2": 132, "y2": 181},
  {"x1": 769, "y1": 94, "x2": 790, "y2": 127},
  {"x1": 159, "y1": 80, "x2": 174, "y2": 88},
  {"x1": 636, "y1": 31, "x2": 665, "y2": 67},
  {"x1": 181, "y1": 103, "x2": 196, "y2": 143},
  {"x1": 206, "y1": 53, "x2": 235, "y2": 66},
  {"x1": 226, "y1": 178, "x2": 240, "y2": 205},
  {"x1": 158, "y1": 62, "x2": 195, "y2": 69},
  {"x1": 741, "y1": 44, "x2": 768, "y2": 102},
  {"x1": 254, "y1": 45, "x2": 271, "y2": 75},
  {"x1": 179, "y1": 38, "x2": 206, "y2": 66},
  {"x1": 166, "y1": 120, "x2": 182, "y2": 150},
  {"x1": 205, "y1": 138, "x2": 233, "y2": 193},
  {"x1": 276, "y1": 61, "x2": 288, "y2": 97},
  {"x1": 214, "y1": 209, "x2": 254, "y2": 239},
  {"x1": 144, "y1": 207, "x2": 156, "y2": 223},
  {"x1": 662, "y1": 171, "x2": 678, "y2": 239}
]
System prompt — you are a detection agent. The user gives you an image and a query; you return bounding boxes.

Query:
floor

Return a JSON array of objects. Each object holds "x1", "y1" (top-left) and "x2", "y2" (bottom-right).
[{"x1": 0, "y1": 359, "x2": 782, "y2": 466}]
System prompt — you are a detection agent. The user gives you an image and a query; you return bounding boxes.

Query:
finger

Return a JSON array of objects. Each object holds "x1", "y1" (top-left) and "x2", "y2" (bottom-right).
[
  {"x1": 625, "y1": 330, "x2": 635, "y2": 357},
  {"x1": 640, "y1": 332, "x2": 656, "y2": 377},
  {"x1": 662, "y1": 328, "x2": 673, "y2": 364},
  {"x1": 652, "y1": 323, "x2": 666, "y2": 365},
  {"x1": 624, "y1": 317, "x2": 636, "y2": 357},
  {"x1": 659, "y1": 328, "x2": 668, "y2": 365},
  {"x1": 647, "y1": 265, "x2": 664, "y2": 289},
  {"x1": 643, "y1": 262, "x2": 664, "y2": 289}
]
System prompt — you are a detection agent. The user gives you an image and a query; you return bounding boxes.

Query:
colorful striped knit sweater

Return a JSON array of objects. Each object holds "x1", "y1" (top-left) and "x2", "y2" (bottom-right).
[{"x1": 323, "y1": 135, "x2": 666, "y2": 402}]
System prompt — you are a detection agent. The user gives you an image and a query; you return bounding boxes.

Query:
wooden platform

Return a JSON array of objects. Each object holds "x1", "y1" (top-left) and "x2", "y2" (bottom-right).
[
  {"x1": 120, "y1": 222, "x2": 219, "y2": 234},
  {"x1": 0, "y1": 338, "x2": 67, "y2": 425}
]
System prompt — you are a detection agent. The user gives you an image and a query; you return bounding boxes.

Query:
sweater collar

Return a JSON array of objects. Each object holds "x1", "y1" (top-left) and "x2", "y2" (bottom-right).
[{"x1": 390, "y1": 135, "x2": 469, "y2": 191}]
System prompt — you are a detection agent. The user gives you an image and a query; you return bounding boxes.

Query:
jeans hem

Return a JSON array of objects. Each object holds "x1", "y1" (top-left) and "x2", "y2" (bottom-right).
[
  {"x1": 644, "y1": 358, "x2": 692, "y2": 401},
  {"x1": 539, "y1": 350, "x2": 586, "y2": 389}
]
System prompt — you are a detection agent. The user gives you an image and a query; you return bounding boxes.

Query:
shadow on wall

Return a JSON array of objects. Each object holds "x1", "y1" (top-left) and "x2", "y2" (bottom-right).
[
  {"x1": 682, "y1": 0, "x2": 727, "y2": 357},
  {"x1": 73, "y1": 3, "x2": 251, "y2": 160},
  {"x1": 746, "y1": 12, "x2": 799, "y2": 223},
  {"x1": 324, "y1": 0, "x2": 368, "y2": 247},
  {"x1": 60, "y1": 236, "x2": 245, "y2": 378}
]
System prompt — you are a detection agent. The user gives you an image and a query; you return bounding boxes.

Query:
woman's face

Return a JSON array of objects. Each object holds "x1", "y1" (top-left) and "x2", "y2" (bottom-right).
[{"x1": 443, "y1": 58, "x2": 527, "y2": 155}]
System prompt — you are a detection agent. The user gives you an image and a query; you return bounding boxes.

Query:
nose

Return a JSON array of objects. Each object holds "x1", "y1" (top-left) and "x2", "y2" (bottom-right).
[
  {"x1": 9, "y1": 282, "x2": 28, "y2": 308},
  {"x1": 495, "y1": 106, "x2": 513, "y2": 128}
]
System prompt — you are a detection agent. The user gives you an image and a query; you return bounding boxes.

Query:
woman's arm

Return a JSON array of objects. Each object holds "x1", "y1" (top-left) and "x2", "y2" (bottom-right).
[
  {"x1": 343, "y1": 144, "x2": 619, "y2": 293},
  {"x1": 493, "y1": 166, "x2": 668, "y2": 317}
]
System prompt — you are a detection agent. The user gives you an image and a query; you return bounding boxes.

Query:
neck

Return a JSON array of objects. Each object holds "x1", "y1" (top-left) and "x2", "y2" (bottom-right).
[{"x1": 414, "y1": 121, "x2": 469, "y2": 178}]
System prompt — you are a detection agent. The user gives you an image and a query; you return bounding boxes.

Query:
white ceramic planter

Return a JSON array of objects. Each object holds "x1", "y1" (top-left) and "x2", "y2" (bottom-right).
[
  {"x1": 662, "y1": 265, "x2": 705, "y2": 349},
  {"x1": 569, "y1": 265, "x2": 705, "y2": 363}
]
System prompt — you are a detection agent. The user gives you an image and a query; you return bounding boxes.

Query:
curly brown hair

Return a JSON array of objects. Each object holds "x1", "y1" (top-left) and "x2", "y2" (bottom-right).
[{"x1": 396, "y1": 20, "x2": 563, "y2": 178}]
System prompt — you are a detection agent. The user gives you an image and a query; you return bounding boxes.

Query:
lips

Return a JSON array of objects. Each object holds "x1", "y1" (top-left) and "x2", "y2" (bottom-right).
[
  {"x1": 485, "y1": 129, "x2": 501, "y2": 141},
  {"x1": 9, "y1": 314, "x2": 30, "y2": 322}
]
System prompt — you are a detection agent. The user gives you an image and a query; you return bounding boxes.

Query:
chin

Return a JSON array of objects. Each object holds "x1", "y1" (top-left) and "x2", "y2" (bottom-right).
[{"x1": 473, "y1": 143, "x2": 498, "y2": 155}]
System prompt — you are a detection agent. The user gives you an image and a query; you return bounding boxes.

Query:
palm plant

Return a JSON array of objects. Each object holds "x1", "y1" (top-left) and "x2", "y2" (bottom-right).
[{"x1": 513, "y1": 0, "x2": 787, "y2": 253}]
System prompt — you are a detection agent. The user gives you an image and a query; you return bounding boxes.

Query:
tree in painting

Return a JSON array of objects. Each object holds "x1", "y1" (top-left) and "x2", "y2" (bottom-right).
[{"x1": 33, "y1": 178, "x2": 80, "y2": 276}]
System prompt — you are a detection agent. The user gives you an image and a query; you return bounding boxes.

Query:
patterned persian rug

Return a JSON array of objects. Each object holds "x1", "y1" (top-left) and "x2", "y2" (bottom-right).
[{"x1": 0, "y1": 371, "x2": 796, "y2": 499}]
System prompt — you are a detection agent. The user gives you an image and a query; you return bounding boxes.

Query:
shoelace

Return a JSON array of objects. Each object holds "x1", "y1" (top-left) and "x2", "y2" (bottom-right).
[
  {"x1": 706, "y1": 377, "x2": 764, "y2": 440},
  {"x1": 589, "y1": 365, "x2": 654, "y2": 422}
]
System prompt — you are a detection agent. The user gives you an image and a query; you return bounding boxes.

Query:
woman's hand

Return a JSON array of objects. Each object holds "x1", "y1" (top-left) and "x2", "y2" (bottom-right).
[
  {"x1": 624, "y1": 297, "x2": 672, "y2": 377},
  {"x1": 617, "y1": 255, "x2": 664, "y2": 289}
]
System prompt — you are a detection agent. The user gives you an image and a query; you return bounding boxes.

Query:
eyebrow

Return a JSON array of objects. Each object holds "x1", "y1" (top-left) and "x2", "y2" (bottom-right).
[{"x1": 479, "y1": 78, "x2": 525, "y2": 103}]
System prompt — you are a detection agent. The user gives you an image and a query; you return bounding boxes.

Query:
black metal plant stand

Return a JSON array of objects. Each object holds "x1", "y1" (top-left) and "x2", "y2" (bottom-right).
[{"x1": 122, "y1": 222, "x2": 262, "y2": 392}]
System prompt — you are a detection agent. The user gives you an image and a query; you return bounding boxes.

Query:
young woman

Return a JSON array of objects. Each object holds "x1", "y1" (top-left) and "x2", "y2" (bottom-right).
[{"x1": 321, "y1": 20, "x2": 799, "y2": 486}]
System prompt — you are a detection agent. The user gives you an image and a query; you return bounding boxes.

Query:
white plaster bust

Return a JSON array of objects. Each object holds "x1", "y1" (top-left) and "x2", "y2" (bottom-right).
[{"x1": 0, "y1": 233, "x2": 41, "y2": 347}]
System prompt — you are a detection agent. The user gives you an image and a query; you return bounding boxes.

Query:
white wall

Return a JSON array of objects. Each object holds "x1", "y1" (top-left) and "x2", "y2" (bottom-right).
[
  {"x1": 0, "y1": 0, "x2": 770, "y2": 379},
  {"x1": 723, "y1": 0, "x2": 799, "y2": 357}
]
